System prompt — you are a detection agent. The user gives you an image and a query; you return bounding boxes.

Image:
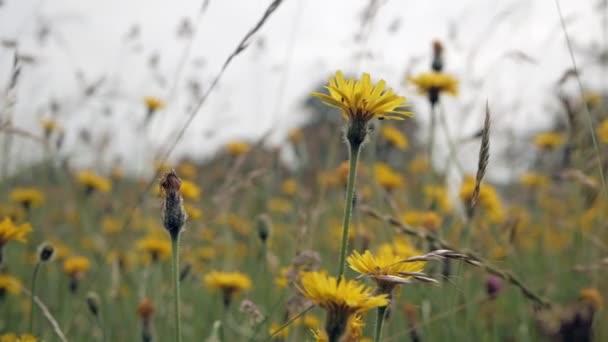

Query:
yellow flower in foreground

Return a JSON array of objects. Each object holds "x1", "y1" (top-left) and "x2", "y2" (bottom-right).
[
  {"x1": 143, "y1": 96, "x2": 165, "y2": 112},
  {"x1": 179, "y1": 180, "x2": 201, "y2": 201},
  {"x1": 136, "y1": 237, "x2": 171, "y2": 262},
  {"x1": 63, "y1": 256, "x2": 90, "y2": 277},
  {"x1": 408, "y1": 72, "x2": 459, "y2": 96},
  {"x1": 381, "y1": 125, "x2": 409, "y2": 150},
  {"x1": 204, "y1": 271, "x2": 252, "y2": 306},
  {"x1": 9, "y1": 188, "x2": 45, "y2": 208},
  {"x1": 312, "y1": 71, "x2": 411, "y2": 122},
  {"x1": 348, "y1": 250, "x2": 426, "y2": 291},
  {"x1": 299, "y1": 271, "x2": 387, "y2": 340},
  {"x1": 225, "y1": 141, "x2": 251, "y2": 156},
  {"x1": 375, "y1": 162, "x2": 404, "y2": 191},
  {"x1": 0, "y1": 333, "x2": 37, "y2": 342},
  {"x1": 533, "y1": 132, "x2": 564, "y2": 150},
  {"x1": 597, "y1": 119, "x2": 608, "y2": 144},
  {"x1": 0, "y1": 218, "x2": 32, "y2": 246},
  {"x1": 0, "y1": 274, "x2": 22, "y2": 295},
  {"x1": 77, "y1": 171, "x2": 111, "y2": 193}
]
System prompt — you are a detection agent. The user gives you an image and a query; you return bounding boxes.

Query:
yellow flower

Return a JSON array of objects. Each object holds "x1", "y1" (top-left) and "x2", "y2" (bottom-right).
[
  {"x1": 519, "y1": 172, "x2": 550, "y2": 188},
  {"x1": 179, "y1": 180, "x2": 201, "y2": 201},
  {"x1": 347, "y1": 250, "x2": 426, "y2": 290},
  {"x1": 533, "y1": 132, "x2": 564, "y2": 150},
  {"x1": 0, "y1": 333, "x2": 37, "y2": 342},
  {"x1": 63, "y1": 256, "x2": 90, "y2": 277},
  {"x1": 288, "y1": 128, "x2": 303, "y2": 144},
  {"x1": 596, "y1": 119, "x2": 608, "y2": 144},
  {"x1": 0, "y1": 204, "x2": 25, "y2": 223},
  {"x1": 267, "y1": 198, "x2": 292, "y2": 214},
  {"x1": 184, "y1": 204, "x2": 202, "y2": 220},
  {"x1": 408, "y1": 72, "x2": 459, "y2": 96},
  {"x1": 143, "y1": 96, "x2": 165, "y2": 112},
  {"x1": 136, "y1": 237, "x2": 171, "y2": 261},
  {"x1": 9, "y1": 188, "x2": 45, "y2": 208},
  {"x1": 311, "y1": 329, "x2": 329, "y2": 342},
  {"x1": 580, "y1": 288, "x2": 603, "y2": 310},
  {"x1": 0, "y1": 218, "x2": 32, "y2": 246},
  {"x1": 374, "y1": 162, "x2": 404, "y2": 191},
  {"x1": 312, "y1": 71, "x2": 411, "y2": 122},
  {"x1": 381, "y1": 125, "x2": 409, "y2": 150},
  {"x1": 77, "y1": 171, "x2": 111, "y2": 193},
  {"x1": 0, "y1": 274, "x2": 22, "y2": 295},
  {"x1": 343, "y1": 315, "x2": 365, "y2": 342},
  {"x1": 281, "y1": 178, "x2": 298, "y2": 196},
  {"x1": 102, "y1": 216, "x2": 122, "y2": 235},
  {"x1": 269, "y1": 322, "x2": 290, "y2": 340},
  {"x1": 177, "y1": 162, "x2": 198, "y2": 180},
  {"x1": 459, "y1": 176, "x2": 505, "y2": 223},
  {"x1": 423, "y1": 185, "x2": 452, "y2": 213},
  {"x1": 40, "y1": 118, "x2": 59, "y2": 136},
  {"x1": 401, "y1": 211, "x2": 442, "y2": 231},
  {"x1": 225, "y1": 141, "x2": 251, "y2": 156},
  {"x1": 408, "y1": 155, "x2": 430, "y2": 174},
  {"x1": 204, "y1": 271, "x2": 252, "y2": 306},
  {"x1": 582, "y1": 92, "x2": 602, "y2": 108}
]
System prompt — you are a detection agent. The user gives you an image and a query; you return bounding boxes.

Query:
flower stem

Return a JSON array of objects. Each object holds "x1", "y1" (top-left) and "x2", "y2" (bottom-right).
[
  {"x1": 374, "y1": 306, "x2": 387, "y2": 342},
  {"x1": 29, "y1": 262, "x2": 41, "y2": 334},
  {"x1": 337, "y1": 143, "x2": 361, "y2": 279},
  {"x1": 171, "y1": 236, "x2": 182, "y2": 342}
]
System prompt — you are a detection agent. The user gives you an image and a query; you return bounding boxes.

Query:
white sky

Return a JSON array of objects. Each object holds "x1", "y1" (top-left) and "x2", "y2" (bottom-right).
[{"x1": 0, "y1": 0, "x2": 604, "y2": 180}]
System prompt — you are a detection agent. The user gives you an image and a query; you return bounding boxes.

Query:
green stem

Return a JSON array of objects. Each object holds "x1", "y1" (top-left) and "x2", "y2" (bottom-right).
[
  {"x1": 171, "y1": 236, "x2": 182, "y2": 342},
  {"x1": 29, "y1": 262, "x2": 41, "y2": 334},
  {"x1": 337, "y1": 143, "x2": 361, "y2": 279},
  {"x1": 374, "y1": 306, "x2": 388, "y2": 342}
]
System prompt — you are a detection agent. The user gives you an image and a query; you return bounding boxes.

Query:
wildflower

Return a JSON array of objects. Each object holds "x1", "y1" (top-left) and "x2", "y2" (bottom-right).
[
  {"x1": 225, "y1": 141, "x2": 251, "y2": 156},
  {"x1": 0, "y1": 274, "x2": 22, "y2": 296},
  {"x1": 401, "y1": 211, "x2": 442, "y2": 231},
  {"x1": 381, "y1": 125, "x2": 409, "y2": 150},
  {"x1": 40, "y1": 118, "x2": 59, "y2": 138},
  {"x1": 183, "y1": 204, "x2": 202, "y2": 220},
  {"x1": 312, "y1": 71, "x2": 411, "y2": 147},
  {"x1": 136, "y1": 236, "x2": 171, "y2": 262},
  {"x1": 63, "y1": 256, "x2": 90, "y2": 292},
  {"x1": 204, "y1": 271, "x2": 252, "y2": 307},
  {"x1": 582, "y1": 91, "x2": 602, "y2": 108},
  {"x1": 267, "y1": 198, "x2": 292, "y2": 214},
  {"x1": 423, "y1": 185, "x2": 452, "y2": 213},
  {"x1": 596, "y1": 119, "x2": 608, "y2": 144},
  {"x1": 408, "y1": 155, "x2": 430, "y2": 174},
  {"x1": 347, "y1": 250, "x2": 426, "y2": 294},
  {"x1": 533, "y1": 132, "x2": 564, "y2": 150},
  {"x1": 144, "y1": 96, "x2": 165, "y2": 113},
  {"x1": 0, "y1": 333, "x2": 37, "y2": 342},
  {"x1": 37, "y1": 242, "x2": 54, "y2": 262},
  {"x1": 486, "y1": 276, "x2": 503, "y2": 299},
  {"x1": 102, "y1": 216, "x2": 122, "y2": 235},
  {"x1": 298, "y1": 271, "x2": 388, "y2": 340},
  {"x1": 459, "y1": 176, "x2": 505, "y2": 223},
  {"x1": 269, "y1": 322, "x2": 290, "y2": 340},
  {"x1": 179, "y1": 180, "x2": 201, "y2": 201},
  {"x1": 288, "y1": 128, "x2": 303, "y2": 144},
  {"x1": 281, "y1": 178, "x2": 298, "y2": 196},
  {"x1": 159, "y1": 170, "x2": 187, "y2": 239},
  {"x1": 137, "y1": 298, "x2": 155, "y2": 342},
  {"x1": 77, "y1": 170, "x2": 111, "y2": 194},
  {"x1": 408, "y1": 72, "x2": 458, "y2": 106},
  {"x1": 256, "y1": 214, "x2": 272, "y2": 244},
  {"x1": 9, "y1": 188, "x2": 45, "y2": 209},
  {"x1": 374, "y1": 162, "x2": 404, "y2": 192},
  {"x1": 520, "y1": 172, "x2": 550, "y2": 188},
  {"x1": 177, "y1": 162, "x2": 197, "y2": 180},
  {"x1": 579, "y1": 288, "x2": 603, "y2": 310},
  {"x1": 0, "y1": 218, "x2": 32, "y2": 246},
  {"x1": 311, "y1": 329, "x2": 329, "y2": 342}
]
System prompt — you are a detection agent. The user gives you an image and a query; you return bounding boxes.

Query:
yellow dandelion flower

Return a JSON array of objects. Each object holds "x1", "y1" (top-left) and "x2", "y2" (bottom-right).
[
  {"x1": 533, "y1": 132, "x2": 564, "y2": 150},
  {"x1": 225, "y1": 141, "x2": 251, "y2": 156},
  {"x1": 381, "y1": 125, "x2": 409, "y2": 150},
  {"x1": 184, "y1": 204, "x2": 202, "y2": 220},
  {"x1": 401, "y1": 211, "x2": 442, "y2": 231},
  {"x1": 343, "y1": 314, "x2": 365, "y2": 342},
  {"x1": 347, "y1": 250, "x2": 426, "y2": 291},
  {"x1": 204, "y1": 271, "x2": 252, "y2": 306},
  {"x1": 102, "y1": 216, "x2": 122, "y2": 235},
  {"x1": 408, "y1": 72, "x2": 459, "y2": 98},
  {"x1": 459, "y1": 176, "x2": 505, "y2": 224},
  {"x1": 9, "y1": 188, "x2": 45, "y2": 209},
  {"x1": 143, "y1": 96, "x2": 165, "y2": 112},
  {"x1": 0, "y1": 333, "x2": 38, "y2": 342},
  {"x1": 178, "y1": 180, "x2": 201, "y2": 201},
  {"x1": 519, "y1": 172, "x2": 550, "y2": 188},
  {"x1": 77, "y1": 171, "x2": 111, "y2": 193},
  {"x1": 63, "y1": 256, "x2": 90, "y2": 277},
  {"x1": 281, "y1": 178, "x2": 298, "y2": 196},
  {"x1": 580, "y1": 288, "x2": 603, "y2": 310},
  {"x1": 596, "y1": 119, "x2": 608, "y2": 144},
  {"x1": 136, "y1": 236, "x2": 171, "y2": 262},
  {"x1": 374, "y1": 162, "x2": 404, "y2": 191},
  {"x1": 423, "y1": 185, "x2": 452, "y2": 213},
  {"x1": 301, "y1": 315, "x2": 321, "y2": 329},
  {"x1": 312, "y1": 70, "x2": 411, "y2": 122},
  {"x1": 0, "y1": 218, "x2": 32, "y2": 246},
  {"x1": 0, "y1": 274, "x2": 22, "y2": 295}
]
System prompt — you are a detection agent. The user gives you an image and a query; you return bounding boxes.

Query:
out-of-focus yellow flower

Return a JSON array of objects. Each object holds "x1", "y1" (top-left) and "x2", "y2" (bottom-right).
[
  {"x1": 281, "y1": 178, "x2": 298, "y2": 196},
  {"x1": 63, "y1": 256, "x2": 91, "y2": 277},
  {"x1": 381, "y1": 125, "x2": 409, "y2": 150},
  {"x1": 580, "y1": 288, "x2": 603, "y2": 310},
  {"x1": 274, "y1": 267, "x2": 289, "y2": 288},
  {"x1": 401, "y1": 211, "x2": 442, "y2": 231},
  {"x1": 312, "y1": 71, "x2": 411, "y2": 122},
  {"x1": 184, "y1": 204, "x2": 202, "y2": 220},
  {"x1": 0, "y1": 218, "x2": 32, "y2": 246},
  {"x1": 204, "y1": 271, "x2": 252, "y2": 306},
  {"x1": 77, "y1": 171, "x2": 111, "y2": 193},
  {"x1": 0, "y1": 333, "x2": 38, "y2": 342},
  {"x1": 40, "y1": 118, "x2": 59, "y2": 137},
  {"x1": 0, "y1": 274, "x2": 22, "y2": 295},
  {"x1": 288, "y1": 128, "x2": 303, "y2": 144},
  {"x1": 143, "y1": 96, "x2": 165, "y2": 112},
  {"x1": 408, "y1": 72, "x2": 459, "y2": 96},
  {"x1": 582, "y1": 92, "x2": 602, "y2": 108},
  {"x1": 423, "y1": 185, "x2": 452, "y2": 213},
  {"x1": 267, "y1": 198, "x2": 292, "y2": 214},
  {"x1": 0, "y1": 205, "x2": 25, "y2": 223},
  {"x1": 136, "y1": 236, "x2": 171, "y2": 262},
  {"x1": 102, "y1": 216, "x2": 122, "y2": 235},
  {"x1": 375, "y1": 162, "x2": 404, "y2": 191},
  {"x1": 311, "y1": 329, "x2": 328, "y2": 342},
  {"x1": 533, "y1": 132, "x2": 564, "y2": 150},
  {"x1": 225, "y1": 141, "x2": 251, "y2": 156},
  {"x1": 9, "y1": 188, "x2": 45, "y2": 208},
  {"x1": 177, "y1": 162, "x2": 197, "y2": 180},
  {"x1": 459, "y1": 176, "x2": 505, "y2": 223},
  {"x1": 179, "y1": 180, "x2": 201, "y2": 201},
  {"x1": 596, "y1": 119, "x2": 608, "y2": 144},
  {"x1": 519, "y1": 172, "x2": 550, "y2": 188},
  {"x1": 269, "y1": 322, "x2": 290, "y2": 340},
  {"x1": 409, "y1": 155, "x2": 430, "y2": 174}
]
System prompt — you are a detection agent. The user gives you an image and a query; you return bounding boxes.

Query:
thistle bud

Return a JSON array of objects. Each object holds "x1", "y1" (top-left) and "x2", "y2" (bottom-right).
[
  {"x1": 37, "y1": 242, "x2": 54, "y2": 262},
  {"x1": 431, "y1": 40, "x2": 444, "y2": 72},
  {"x1": 486, "y1": 275, "x2": 503, "y2": 299},
  {"x1": 160, "y1": 170, "x2": 187, "y2": 239},
  {"x1": 86, "y1": 291, "x2": 101, "y2": 316},
  {"x1": 256, "y1": 214, "x2": 272, "y2": 243}
]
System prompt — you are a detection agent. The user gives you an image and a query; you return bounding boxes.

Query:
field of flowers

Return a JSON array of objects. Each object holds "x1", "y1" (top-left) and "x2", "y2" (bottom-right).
[{"x1": 0, "y1": 1, "x2": 607, "y2": 341}]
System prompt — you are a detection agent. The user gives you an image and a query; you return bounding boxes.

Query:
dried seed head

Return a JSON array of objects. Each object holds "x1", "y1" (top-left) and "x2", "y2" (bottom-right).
[
  {"x1": 160, "y1": 170, "x2": 187, "y2": 239},
  {"x1": 86, "y1": 291, "x2": 101, "y2": 316},
  {"x1": 37, "y1": 242, "x2": 54, "y2": 262}
]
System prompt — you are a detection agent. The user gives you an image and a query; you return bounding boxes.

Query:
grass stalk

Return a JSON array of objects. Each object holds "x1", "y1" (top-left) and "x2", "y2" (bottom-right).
[
  {"x1": 337, "y1": 143, "x2": 361, "y2": 279},
  {"x1": 171, "y1": 236, "x2": 183, "y2": 342}
]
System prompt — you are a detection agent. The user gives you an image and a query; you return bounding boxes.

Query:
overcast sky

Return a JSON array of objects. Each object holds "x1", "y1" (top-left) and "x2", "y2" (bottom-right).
[{"x1": 0, "y1": 0, "x2": 603, "y2": 180}]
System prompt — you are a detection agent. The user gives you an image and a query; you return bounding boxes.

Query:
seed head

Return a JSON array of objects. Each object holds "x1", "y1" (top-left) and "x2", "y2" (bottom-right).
[
  {"x1": 37, "y1": 242, "x2": 54, "y2": 262},
  {"x1": 160, "y1": 170, "x2": 187, "y2": 239}
]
